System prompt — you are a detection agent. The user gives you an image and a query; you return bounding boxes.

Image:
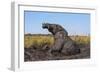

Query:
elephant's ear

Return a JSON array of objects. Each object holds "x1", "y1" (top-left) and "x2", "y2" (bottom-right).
[
  {"x1": 56, "y1": 25, "x2": 68, "y2": 36},
  {"x1": 56, "y1": 25, "x2": 63, "y2": 31}
]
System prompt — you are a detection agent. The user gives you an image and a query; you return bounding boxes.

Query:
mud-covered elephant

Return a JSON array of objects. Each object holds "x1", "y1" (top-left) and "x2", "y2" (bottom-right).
[{"x1": 42, "y1": 23, "x2": 80, "y2": 55}]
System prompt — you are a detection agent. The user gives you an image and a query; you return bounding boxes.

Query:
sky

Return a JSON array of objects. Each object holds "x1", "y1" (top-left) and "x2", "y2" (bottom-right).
[{"x1": 24, "y1": 11, "x2": 90, "y2": 36}]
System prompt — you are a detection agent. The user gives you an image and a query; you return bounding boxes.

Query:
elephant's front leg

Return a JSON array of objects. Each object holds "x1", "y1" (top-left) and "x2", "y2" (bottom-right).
[{"x1": 49, "y1": 38, "x2": 64, "y2": 55}]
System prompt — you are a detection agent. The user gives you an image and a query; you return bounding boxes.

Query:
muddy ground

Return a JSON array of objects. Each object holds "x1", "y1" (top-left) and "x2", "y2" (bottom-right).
[{"x1": 24, "y1": 44, "x2": 90, "y2": 62}]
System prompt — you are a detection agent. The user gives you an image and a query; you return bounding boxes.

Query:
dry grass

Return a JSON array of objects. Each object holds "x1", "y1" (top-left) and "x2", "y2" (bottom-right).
[
  {"x1": 24, "y1": 34, "x2": 90, "y2": 49},
  {"x1": 70, "y1": 36, "x2": 90, "y2": 45}
]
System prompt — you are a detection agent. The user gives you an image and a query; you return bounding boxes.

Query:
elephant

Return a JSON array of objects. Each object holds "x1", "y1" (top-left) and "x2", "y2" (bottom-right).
[{"x1": 42, "y1": 23, "x2": 80, "y2": 55}]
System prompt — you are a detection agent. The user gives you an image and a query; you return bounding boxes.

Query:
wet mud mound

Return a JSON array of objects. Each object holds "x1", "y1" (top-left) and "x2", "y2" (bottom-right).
[{"x1": 24, "y1": 45, "x2": 90, "y2": 62}]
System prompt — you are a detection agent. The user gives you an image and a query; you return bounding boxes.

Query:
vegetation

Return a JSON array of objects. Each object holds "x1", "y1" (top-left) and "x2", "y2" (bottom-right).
[
  {"x1": 24, "y1": 35, "x2": 54, "y2": 48},
  {"x1": 24, "y1": 34, "x2": 90, "y2": 49},
  {"x1": 70, "y1": 35, "x2": 90, "y2": 45}
]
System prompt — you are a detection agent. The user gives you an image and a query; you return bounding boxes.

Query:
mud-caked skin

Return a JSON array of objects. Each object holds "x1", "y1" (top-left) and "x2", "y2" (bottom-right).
[{"x1": 42, "y1": 23, "x2": 80, "y2": 55}]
